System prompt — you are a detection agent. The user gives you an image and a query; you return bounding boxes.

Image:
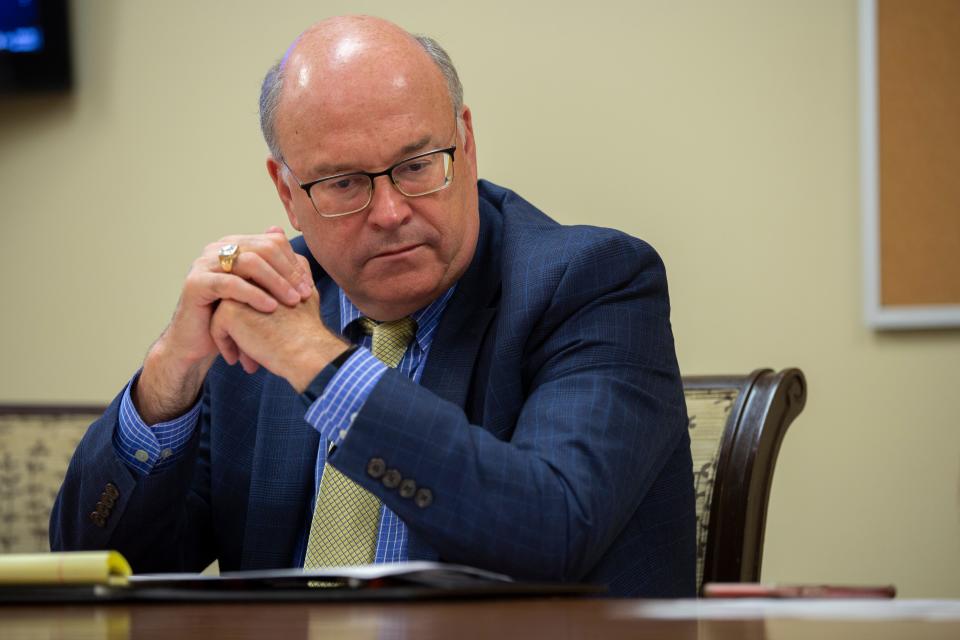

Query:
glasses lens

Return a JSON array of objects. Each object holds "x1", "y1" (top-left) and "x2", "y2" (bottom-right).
[
  {"x1": 310, "y1": 174, "x2": 372, "y2": 216},
  {"x1": 392, "y1": 150, "x2": 453, "y2": 197}
]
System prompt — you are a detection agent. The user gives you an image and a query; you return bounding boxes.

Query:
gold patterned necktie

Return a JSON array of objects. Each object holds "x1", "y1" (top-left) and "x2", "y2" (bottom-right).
[{"x1": 303, "y1": 316, "x2": 417, "y2": 568}]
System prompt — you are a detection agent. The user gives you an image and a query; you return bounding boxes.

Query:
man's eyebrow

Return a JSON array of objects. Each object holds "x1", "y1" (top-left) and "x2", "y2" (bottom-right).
[
  {"x1": 398, "y1": 135, "x2": 432, "y2": 157},
  {"x1": 310, "y1": 135, "x2": 435, "y2": 177}
]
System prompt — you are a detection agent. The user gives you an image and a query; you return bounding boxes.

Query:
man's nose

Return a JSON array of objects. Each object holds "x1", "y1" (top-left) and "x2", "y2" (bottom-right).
[{"x1": 365, "y1": 175, "x2": 412, "y2": 230}]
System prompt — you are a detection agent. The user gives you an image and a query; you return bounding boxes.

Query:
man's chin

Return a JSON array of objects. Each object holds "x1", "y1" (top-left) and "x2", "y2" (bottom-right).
[{"x1": 353, "y1": 276, "x2": 445, "y2": 320}]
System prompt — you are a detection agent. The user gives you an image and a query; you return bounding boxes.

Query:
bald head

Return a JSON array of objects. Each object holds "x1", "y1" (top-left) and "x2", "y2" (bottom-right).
[{"x1": 259, "y1": 16, "x2": 463, "y2": 161}]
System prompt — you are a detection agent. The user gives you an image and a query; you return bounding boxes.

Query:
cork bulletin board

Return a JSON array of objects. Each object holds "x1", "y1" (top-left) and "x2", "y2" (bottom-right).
[{"x1": 860, "y1": 0, "x2": 960, "y2": 328}]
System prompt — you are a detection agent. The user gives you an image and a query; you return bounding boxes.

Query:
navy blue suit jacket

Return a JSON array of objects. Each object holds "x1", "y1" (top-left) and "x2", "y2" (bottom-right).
[{"x1": 51, "y1": 180, "x2": 695, "y2": 597}]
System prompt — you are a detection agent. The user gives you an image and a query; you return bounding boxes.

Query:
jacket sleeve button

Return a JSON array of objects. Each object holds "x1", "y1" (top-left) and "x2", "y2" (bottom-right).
[
  {"x1": 399, "y1": 478, "x2": 417, "y2": 499},
  {"x1": 366, "y1": 457, "x2": 386, "y2": 479},
  {"x1": 414, "y1": 487, "x2": 433, "y2": 509},
  {"x1": 382, "y1": 468, "x2": 402, "y2": 489}
]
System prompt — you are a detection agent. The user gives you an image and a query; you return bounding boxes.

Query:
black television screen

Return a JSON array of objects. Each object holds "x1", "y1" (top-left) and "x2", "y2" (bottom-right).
[{"x1": 0, "y1": 0, "x2": 71, "y2": 93}]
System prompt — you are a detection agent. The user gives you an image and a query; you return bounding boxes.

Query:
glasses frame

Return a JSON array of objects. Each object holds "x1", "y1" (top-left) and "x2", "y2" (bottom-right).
[{"x1": 286, "y1": 145, "x2": 457, "y2": 218}]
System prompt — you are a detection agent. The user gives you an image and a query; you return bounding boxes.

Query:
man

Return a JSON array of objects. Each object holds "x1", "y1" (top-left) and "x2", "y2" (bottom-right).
[{"x1": 51, "y1": 16, "x2": 695, "y2": 597}]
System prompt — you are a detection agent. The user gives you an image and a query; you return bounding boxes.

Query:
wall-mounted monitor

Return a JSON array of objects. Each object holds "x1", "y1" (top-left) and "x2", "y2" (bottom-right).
[{"x1": 0, "y1": 0, "x2": 71, "y2": 93}]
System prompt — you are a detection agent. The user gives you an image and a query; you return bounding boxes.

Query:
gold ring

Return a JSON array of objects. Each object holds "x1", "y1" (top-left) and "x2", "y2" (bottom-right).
[{"x1": 218, "y1": 243, "x2": 240, "y2": 273}]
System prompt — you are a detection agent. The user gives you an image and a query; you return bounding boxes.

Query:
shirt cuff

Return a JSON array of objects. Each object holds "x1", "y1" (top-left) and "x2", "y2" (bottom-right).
[
  {"x1": 302, "y1": 348, "x2": 387, "y2": 446},
  {"x1": 114, "y1": 371, "x2": 202, "y2": 475}
]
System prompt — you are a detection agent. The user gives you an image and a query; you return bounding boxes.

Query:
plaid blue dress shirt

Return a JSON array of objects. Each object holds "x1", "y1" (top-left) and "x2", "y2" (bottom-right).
[{"x1": 115, "y1": 286, "x2": 454, "y2": 565}]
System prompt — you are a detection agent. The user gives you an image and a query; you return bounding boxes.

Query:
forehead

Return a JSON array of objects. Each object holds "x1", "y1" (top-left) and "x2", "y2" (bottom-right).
[{"x1": 275, "y1": 41, "x2": 452, "y2": 174}]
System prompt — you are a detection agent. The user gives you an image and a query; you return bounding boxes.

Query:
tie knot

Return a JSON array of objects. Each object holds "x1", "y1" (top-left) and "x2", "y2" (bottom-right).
[{"x1": 358, "y1": 316, "x2": 417, "y2": 368}]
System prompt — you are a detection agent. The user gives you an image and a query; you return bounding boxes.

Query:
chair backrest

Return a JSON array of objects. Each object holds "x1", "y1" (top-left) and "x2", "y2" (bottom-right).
[
  {"x1": 683, "y1": 368, "x2": 806, "y2": 593},
  {"x1": 0, "y1": 405, "x2": 104, "y2": 553}
]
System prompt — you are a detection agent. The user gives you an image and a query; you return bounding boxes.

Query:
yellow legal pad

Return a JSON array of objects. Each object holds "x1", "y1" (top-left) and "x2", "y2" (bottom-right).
[{"x1": 0, "y1": 551, "x2": 132, "y2": 587}]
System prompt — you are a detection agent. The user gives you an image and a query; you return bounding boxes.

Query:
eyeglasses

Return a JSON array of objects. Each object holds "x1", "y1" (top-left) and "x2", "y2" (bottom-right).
[{"x1": 286, "y1": 145, "x2": 457, "y2": 218}]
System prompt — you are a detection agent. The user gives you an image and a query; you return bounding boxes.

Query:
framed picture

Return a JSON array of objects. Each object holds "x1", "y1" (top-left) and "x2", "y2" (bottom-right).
[{"x1": 859, "y1": 0, "x2": 960, "y2": 329}]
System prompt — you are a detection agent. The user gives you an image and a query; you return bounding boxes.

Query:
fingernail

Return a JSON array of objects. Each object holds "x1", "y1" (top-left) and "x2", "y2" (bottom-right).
[{"x1": 298, "y1": 281, "x2": 312, "y2": 296}]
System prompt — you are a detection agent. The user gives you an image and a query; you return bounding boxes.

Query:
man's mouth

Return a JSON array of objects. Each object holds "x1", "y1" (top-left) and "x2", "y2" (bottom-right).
[{"x1": 373, "y1": 244, "x2": 423, "y2": 259}]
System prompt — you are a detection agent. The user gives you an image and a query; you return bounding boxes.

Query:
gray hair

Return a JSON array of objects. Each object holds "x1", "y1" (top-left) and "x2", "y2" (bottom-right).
[{"x1": 258, "y1": 33, "x2": 463, "y2": 163}]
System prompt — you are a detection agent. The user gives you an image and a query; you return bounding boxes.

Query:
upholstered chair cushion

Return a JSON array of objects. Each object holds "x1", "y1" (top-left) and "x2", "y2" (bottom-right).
[
  {"x1": 0, "y1": 411, "x2": 96, "y2": 553},
  {"x1": 684, "y1": 387, "x2": 739, "y2": 589}
]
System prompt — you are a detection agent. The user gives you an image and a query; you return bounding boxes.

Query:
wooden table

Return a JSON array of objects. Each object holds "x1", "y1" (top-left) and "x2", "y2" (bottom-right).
[{"x1": 2, "y1": 598, "x2": 959, "y2": 639}]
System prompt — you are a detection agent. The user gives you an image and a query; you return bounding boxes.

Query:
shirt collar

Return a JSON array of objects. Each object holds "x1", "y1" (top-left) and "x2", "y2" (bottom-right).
[{"x1": 338, "y1": 285, "x2": 457, "y2": 350}]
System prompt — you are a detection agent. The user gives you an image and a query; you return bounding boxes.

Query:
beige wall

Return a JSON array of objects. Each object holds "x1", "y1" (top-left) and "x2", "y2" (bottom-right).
[{"x1": 1, "y1": 0, "x2": 957, "y2": 596}]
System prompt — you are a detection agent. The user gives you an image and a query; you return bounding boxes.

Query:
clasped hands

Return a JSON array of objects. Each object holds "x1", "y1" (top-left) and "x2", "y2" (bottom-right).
[{"x1": 136, "y1": 227, "x2": 348, "y2": 425}]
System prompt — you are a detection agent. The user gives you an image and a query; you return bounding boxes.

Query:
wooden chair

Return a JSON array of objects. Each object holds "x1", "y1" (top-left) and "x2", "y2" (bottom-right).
[{"x1": 683, "y1": 368, "x2": 806, "y2": 593}]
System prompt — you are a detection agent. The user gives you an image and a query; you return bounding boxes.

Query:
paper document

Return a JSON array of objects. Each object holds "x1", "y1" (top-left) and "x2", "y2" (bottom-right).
[{"x1": 130, "y1": 561, "x2": 514, "y2": 589}]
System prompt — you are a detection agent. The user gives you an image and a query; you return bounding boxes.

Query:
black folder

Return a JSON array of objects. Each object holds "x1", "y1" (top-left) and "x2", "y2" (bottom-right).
[{"x1": 0, "y1": 561, "x2": 604, "y2": 603}]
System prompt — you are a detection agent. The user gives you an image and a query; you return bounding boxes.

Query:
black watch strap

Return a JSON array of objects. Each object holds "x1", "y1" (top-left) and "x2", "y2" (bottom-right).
[
  {"x1": 329, "y1": 344, "x2": 359, "y2": 369},
  {"x1": 301, "y1": 345, "x2": 359, "y2": 405}
]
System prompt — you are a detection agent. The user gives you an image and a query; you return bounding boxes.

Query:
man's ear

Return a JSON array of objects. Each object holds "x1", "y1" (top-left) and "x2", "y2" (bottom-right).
[
  {"x1": 266, "y1": 156, "x2": 302, "y2": 231},
  {"x1": 459, "y1": 106, "x2": 478, "y2": 179}
]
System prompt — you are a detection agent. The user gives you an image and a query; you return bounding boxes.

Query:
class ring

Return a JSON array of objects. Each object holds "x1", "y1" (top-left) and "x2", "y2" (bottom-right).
[{"x1": 218, "y1": 243, "x2": 240, "y2": 273}]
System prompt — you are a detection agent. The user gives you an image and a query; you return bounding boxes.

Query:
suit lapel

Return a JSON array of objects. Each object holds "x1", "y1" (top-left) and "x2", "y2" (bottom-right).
[
  {"x1": 418, "y1": 198, "x2": 502, "y2": 407},
  {"x1": 240, "y1": 376, "x2": 320, "y2": 569},
  {"x1": 319, "y1": 277, "x2": 341, "y2": 331},
  {"x1": 409, "y1": 198, "x2": 502, "y2": 562}
]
